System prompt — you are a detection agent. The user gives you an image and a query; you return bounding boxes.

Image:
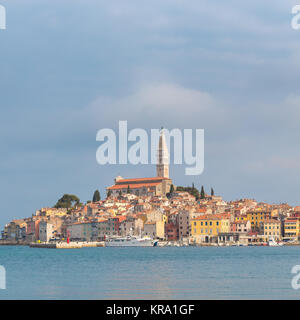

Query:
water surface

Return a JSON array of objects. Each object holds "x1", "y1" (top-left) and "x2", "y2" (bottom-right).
[{"x1": 0, "y1": 246, "x2": 300, "y2": 299}]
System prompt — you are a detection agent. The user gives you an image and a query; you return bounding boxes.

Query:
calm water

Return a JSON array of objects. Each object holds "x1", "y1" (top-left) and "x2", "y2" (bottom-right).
[{"x1": 0, "y1": 245, "x2": 300, "y2": 299}]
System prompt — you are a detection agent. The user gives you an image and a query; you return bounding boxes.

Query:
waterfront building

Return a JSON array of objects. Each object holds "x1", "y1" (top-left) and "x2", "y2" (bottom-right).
[
  {"x1": 2, "y1": 220, "x2": 27, "y2": 241},
  {"x1": 26, "y1": 219, "x2": 40, "y2": 242},
  {"x1": 144, "y1": 222, "x2": 156, "y2": 238},
  {"x1": 190, "y1": 214, "x2": 231, "y2": 243},
  {"x1": 39, "y1": 221, "x2": 54, "y2": 242},
  {"x1": 96, "y1": 219, "x2": 109, "y2": 240},
  {"x1": 178, "y1": 210, "x2": 191, "y2": 239},
  {"x1": 284, "y1": 217, "x2": 299, "y2": 239},
  {"x1": 165, "y1": 222, "x2": 179, "y2": 241},
  {"x1": 263, "y1": 219, "x2": 281, "y2": 240},
  {"x1": 246, "y1": 209, "x2": 271, "y2": 229},
  {"x1": 155, "y1": 220, "x2": 166, "y2": 239},
  {"x1": 231, "y1": 220, "x2": 251, "y2": 234}
]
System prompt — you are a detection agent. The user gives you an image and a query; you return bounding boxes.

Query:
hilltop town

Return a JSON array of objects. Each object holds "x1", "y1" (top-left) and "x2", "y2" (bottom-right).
[
  {"x1": 1, "y1": 187, "x2": 299, "y2": 246},
  {"x1": 1, "y1": 130, "x2": 299, "y2": 247}
]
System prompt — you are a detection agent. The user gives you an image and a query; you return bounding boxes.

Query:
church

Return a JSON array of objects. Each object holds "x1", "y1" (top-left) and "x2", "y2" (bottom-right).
[{"x1": 107, "y1": 128, "x2": 173, "y2": 197}]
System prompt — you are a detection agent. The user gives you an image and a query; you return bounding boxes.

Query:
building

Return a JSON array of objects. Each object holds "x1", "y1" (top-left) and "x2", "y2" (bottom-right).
[
  {"x1": 178, "y1": 210, "x2": 190, "y2": 239},
  {"x1": 39, "y1": 221, "x2": 54, "y2": 242},
  {"x1": 2, "y1": 220, "x2": 27, "y2": 241},
  {"x1": 67, "y1": 222, "x2": 83, "y2": 241},
  {"x1": 144, "y1": 222, "x2": 156, "y2": 238},
  {"x1": 155, "y1": 220, "x2": 166, "y2": 239},
  {"x1": 247, "y1": 209, "x2": 271, "y2": 230},
  {"x1": 284, "y1": 217, "x2": 299, "y2": 239},
  {"x1": 231, "y1": 220, "x2": 251, "y2": 234},
  {"x1": 107, "y1": 176, "x2": 172, "y2": 198},
  {"x1": 165, "y1": 222, "x2": 179, "y2": 241},
  {"x1": 97, "y1": 219, "x2": 109, "y2": 240},
  {"x1": 26, "y1": 219, "x2": 40, "y2": 242},
  {"x1": 106, "y1": 129, "x2": 172, "y2": 197},
  {"x1": 190, "y1": 214, "x2": 231, "y2": 243},
  {"x1": 263, "y1": 219, "x2": 281, "y2": 240}
]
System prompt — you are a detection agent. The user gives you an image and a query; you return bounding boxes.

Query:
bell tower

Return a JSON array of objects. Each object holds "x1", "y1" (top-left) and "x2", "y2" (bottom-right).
[{"x1": 157, "y1": 127, "x2": 169, "y2": 178}]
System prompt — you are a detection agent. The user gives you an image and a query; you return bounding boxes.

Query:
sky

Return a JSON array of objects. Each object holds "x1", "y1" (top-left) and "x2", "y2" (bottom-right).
[{"x1": 0, "y1": 0, "x2": 300, "y2": 227}]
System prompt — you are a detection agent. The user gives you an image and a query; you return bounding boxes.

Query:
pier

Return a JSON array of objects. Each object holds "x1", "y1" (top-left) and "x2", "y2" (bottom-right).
[{"x1": 29, "y1": 241, "x2": 105, "y2": 249}]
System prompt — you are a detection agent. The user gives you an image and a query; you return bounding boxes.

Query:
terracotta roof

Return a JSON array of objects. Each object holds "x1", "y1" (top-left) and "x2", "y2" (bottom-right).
[
  {"x1": 264, "y1": 219, "x2": 280, "y2": 224},
  {"x1": 107, "y1": 182, "x2": 160, "y2": 190},
  {"x1": 116, "y1": 177, "x2": 170, "y2": 183},
  {"x1": 192, "y1": 213, "x2": 231, "y2": 221}
]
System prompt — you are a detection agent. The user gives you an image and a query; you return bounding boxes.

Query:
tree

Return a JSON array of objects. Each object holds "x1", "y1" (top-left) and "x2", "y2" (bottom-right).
[
  {"x1": 54, "y1": 194, "x2": 80, "y2": 209},
  {"x1": 92, "y1": 190, "x2": 101, "y2": 202},
  {"x1": 166, "y1": 184, "x2": 175, "y2": 199},
  {"x1": 211, "y1": 188, "x2": 214, "y2": 196},
  {"x1": 119, "y1": 190, "x2": 122, "y2": 197},
  {"x1": 170, "y1": 184, "x2": 175, "y2": 194},
  {"x1": 175, "y1": 185, "x2": 199, "y2": 200},
  {"x1": 127, "y1": 185, "x2": 131, "y2": 194},
  {"x1": 200, "y1": 186, "x2": 205, "y2": 199},
  {"x1": 107, "y1": 190, "x2": 112, "y2": 198}
]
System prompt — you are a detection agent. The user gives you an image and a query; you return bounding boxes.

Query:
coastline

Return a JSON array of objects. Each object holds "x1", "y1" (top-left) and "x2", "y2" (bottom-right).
[{"x1": 1, "y1": 240, "x2": 300, "y2": 248}]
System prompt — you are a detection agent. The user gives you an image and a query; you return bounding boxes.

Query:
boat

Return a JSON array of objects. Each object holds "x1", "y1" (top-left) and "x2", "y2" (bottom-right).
[
  {"x1": 105, "y1": 235, "x2": 158, "y2": 247},
  {"x1": 268, "y1": 238, "x2": 284, "y2": 247}
]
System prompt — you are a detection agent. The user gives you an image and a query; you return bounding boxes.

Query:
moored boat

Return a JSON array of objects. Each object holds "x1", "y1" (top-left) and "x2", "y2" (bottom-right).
[
  {"x1": 105, "y1": 235, "x2": 158, "y2": 247},
  {"x1": 268, "y1": 238, "x2": 284, "y2": 246}
]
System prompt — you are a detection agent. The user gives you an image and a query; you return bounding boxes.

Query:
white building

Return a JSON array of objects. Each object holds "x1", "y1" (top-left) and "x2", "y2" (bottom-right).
[{"x1": 39, "y1": 221, "x2": 54, "y2": 242}]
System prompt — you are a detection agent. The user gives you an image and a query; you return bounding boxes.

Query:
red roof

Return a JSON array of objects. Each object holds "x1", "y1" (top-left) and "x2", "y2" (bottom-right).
[
  {"x1": 107, "y1": 182, "x2": 160, "y2": 190},
  {"x1": 116, "y1": 177, "x2": 170, "y2": 183}
]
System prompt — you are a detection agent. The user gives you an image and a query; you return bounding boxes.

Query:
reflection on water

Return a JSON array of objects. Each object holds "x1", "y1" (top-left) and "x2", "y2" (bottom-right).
[{"x1": 0, "y1": 246, "x2": 300, "y2": 299}]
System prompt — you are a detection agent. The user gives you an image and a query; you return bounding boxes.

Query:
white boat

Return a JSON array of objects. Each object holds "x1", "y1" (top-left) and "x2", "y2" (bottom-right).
[
  {"x1": 105, "y1": 235, "x2": 158, "y2": 247},
  {"x1": 268, "y1": 238, "x2": 284, "y2": 246}
]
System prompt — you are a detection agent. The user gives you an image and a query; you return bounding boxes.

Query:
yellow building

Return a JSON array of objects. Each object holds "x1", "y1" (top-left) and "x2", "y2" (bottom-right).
[
  {"x1": 284, "y1": 218, "x2": 300, "y2": 238},
  {"x1": 39, "y1": 208, "x2": 67, "y2": 217},
  {"x1": 263, "y1": 219, "x2": 281, "y2": 240},
  {"x1": 191, "y1": 214, "x2": 231, "y2": 242},
  {"x1": 247, "y1": 209, "x2": 271, "y2": 228},
  {"x1": 156, "y1": 220, "x2": 165, "y2": 239},
  {"x1": 235, "y1": 215, "x2": 248, "y2": 223}
]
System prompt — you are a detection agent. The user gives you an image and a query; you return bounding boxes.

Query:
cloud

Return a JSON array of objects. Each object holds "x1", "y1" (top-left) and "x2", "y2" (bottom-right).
[{"x1": 89, "y1": 83, "x2": 227, "y2": 130}]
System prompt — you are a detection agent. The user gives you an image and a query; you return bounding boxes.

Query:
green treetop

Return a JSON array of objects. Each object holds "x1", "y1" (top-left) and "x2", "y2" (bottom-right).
[
  {"x1": 54, "y1": 194, "x2": 80, "y2": 210},
  {"x1": 92, "y1": 190, "x2": 101, "y2": 202}
]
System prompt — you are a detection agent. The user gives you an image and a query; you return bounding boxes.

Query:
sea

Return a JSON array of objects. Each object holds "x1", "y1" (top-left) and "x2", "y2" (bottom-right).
[{"x1": 0, "y1": 245, "x2": 300, "y2": 299}]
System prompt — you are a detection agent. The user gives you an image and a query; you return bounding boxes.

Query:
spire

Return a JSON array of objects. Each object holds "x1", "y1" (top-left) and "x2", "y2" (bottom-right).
[{"x1": 157, "y1": 127, "x2": 169, "y2": 178}]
